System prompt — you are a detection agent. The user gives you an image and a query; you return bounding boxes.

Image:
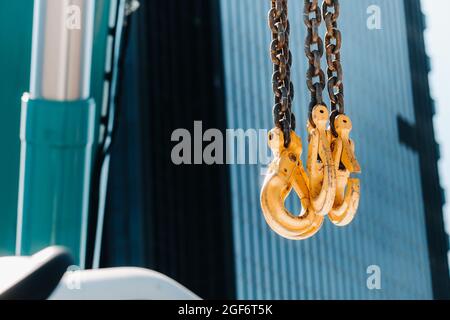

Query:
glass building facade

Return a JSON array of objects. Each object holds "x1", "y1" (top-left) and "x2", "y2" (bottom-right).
[
  {"x1": 0, "y1": 0, "x2": 448, "y2": 300},
  {"x1": 102, "y1": 0, "x2": 447, "y2": 299}
]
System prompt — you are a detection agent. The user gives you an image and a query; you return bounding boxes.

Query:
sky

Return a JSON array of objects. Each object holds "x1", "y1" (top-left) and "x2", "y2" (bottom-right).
[{"x1": 421, "y1": 0, "x2": 450, "y2": 236}]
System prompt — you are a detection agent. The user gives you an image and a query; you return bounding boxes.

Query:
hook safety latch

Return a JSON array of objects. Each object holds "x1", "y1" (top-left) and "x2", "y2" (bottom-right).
[
  {"x1": 328, "y1": 114, "x2": 361, "y2": 226},
  {"x1": 261, "y1": 128, "x2": 324, "y2": 240},
  {"x1": 307, "y1": 105, "x2": 336, "y2": 216}
]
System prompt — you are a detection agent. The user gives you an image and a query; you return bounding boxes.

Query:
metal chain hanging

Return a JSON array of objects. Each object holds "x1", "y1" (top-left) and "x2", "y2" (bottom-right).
[
  {"x1": 322, "y1": 0, "x2": 344, "y2": 136},
  {"x1": 261, "y1": 0, "x2": 361, "y2": 240},
  {"x1": 262, "y1": 0, "x2": 324, "y2": 240},
  {"x1": 269, "y1": 0, "x2": 295, "y2": 147},
  {"x1": 320, "y1": 1, "x2": 361, "y2": 228},
  {"x1": 304, "y1": 0, "x2": 326, "y2": 127},
  {"x1": 303, "y1": 0, "x2": 337, "y2": 219}
]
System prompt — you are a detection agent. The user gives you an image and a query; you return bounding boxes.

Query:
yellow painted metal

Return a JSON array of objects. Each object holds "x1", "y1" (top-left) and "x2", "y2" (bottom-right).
[
  {"x1": 260, "y1": 108, "x2": 361, "y2": 240},
  {"x1": 260, "y1": 128, "x2": 324, "y2": 240},
  {"x1": 306, "y1": 105, "x2": 336, "y2": 216},
  {"x1": 328, "y1": 115, "x2": 361, "y2": 226}
]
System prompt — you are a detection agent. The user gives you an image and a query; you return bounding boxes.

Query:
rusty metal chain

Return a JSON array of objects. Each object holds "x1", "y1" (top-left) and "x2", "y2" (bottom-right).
[
  {"x1": 304, "y1": 0, "x2": 326, "y2": 128},
  {"x1": 269, "y1": 0, "x2": 345, "y2": 139},
  {"x1": 269, "y1": 0, "x2": 296, "y2": 147},
  {"x1": 323, "y1": 0, "x2": 344, "y2": 136}
]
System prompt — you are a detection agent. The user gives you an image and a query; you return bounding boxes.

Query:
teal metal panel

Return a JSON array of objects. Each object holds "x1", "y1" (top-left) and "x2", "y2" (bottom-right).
[
  {"x1": 220, "y1": 0, "x2": 433, "y2": 299},
  {"x1": 0, "y1": 1, "x2": 34, "y2": 256},
  {"x1": 0, "y1": 0, "x2": 33, "y2": 256},
  {"x1": 0, "y1": 1, "x2": 111, "y2": 257},
  {"x1": 18, "y1": 97, "x2": 96, "y2": 266}
]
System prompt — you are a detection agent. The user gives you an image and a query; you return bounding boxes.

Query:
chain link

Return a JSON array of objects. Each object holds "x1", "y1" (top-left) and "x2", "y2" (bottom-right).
[
  {"x1": 323, "y1": 0, "x2": 344, "y2": 136},
  {"x1": 304, "y1": 0, "x2": 326, "y2": 127},
  {"x1": 269, "y1": 0, "x2": 345, "y2": 138},
  {"x1": 269, "y1": 0, "x2": 296, "y2": 147}
]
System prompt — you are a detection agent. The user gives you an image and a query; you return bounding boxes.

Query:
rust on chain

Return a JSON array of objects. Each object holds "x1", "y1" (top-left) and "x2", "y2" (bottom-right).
[
  {"x1": 323, "y1": 0, "x2": 344, "y2": 137},
  {"x1": 304, "y1": 0, "x2": 326, "y2": 128},
  {"x1": 263, "y1": 0, "x2": 360, "y2": 239},
  {"x1": 304, "y1": 0, "x2": 336, "y2": 216},
  {"x1": 269, "y1": 0, "x2": 295, "y2": 147},
  {"x1": 263, "y1": 0, "x2": 325, "y2": 240},
  {"x1": 321, "y1": 1, "x2": 362, "y2": 227}
]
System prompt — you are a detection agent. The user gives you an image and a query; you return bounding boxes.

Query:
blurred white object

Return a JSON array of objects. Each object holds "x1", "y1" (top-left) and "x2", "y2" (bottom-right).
[
  {"x1": 0, "y1": 257, "x2": 35, "y2": 292},
  {"x1": 0, "y1": 247, "x2": 73, "y2": 300},
  {"x1": 50, "y1": 267, "x2": 201, "y2": 300},
  {"x1": 0, "y1": 247, "x2": 200, "y2": 300}
]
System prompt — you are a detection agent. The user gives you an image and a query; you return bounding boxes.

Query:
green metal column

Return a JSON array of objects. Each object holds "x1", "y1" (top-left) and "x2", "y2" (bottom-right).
[{"x1": 17, "y1": 0, "x2": 97, "y2": 268}]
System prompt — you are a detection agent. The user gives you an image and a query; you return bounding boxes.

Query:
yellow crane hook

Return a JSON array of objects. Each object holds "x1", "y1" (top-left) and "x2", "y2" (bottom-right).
[
  {"x1": 306, "y1": 105, "x2": 336, "y2": 216},
  {"x1": 328, "y1": 114, "x2": 361, "y2": 226},
  {"x1": 261, "y1": 128, "x2": 324, "y2": 240}
]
